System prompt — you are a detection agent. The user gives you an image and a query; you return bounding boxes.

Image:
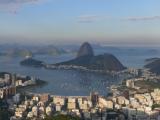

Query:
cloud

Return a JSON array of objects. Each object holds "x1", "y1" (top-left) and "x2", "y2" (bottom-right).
[
  {"x1": 77, "y1": 15, "x2": 99, "y2": 23},
  {"x1": 125, "y1": 16, "x2": 160, "y2": 21},
  {"x1": 0, "y1": 0, "x2": 38, "y2": 4},
  {"x1": 0, "y1": 0, "x2": 47, "y2": 13},
  {"x1": 77, "y1": 15, "x2": 111, "y2": 23}
]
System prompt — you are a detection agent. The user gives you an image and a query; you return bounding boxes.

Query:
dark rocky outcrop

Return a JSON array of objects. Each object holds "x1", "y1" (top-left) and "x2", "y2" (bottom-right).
[
  {"x1": 144, "y1": 58, "x2": 160, "y2": 75},
  {"x1": 145, "y1": 58, "x2": 160, "y2": 63},
  {"x1": 89, "y1": 53, "x2": 126, "y2": 71},
  {"x1": 55, "y1": 42, "x2": 126, "y2": 72},
  {"x1": 77, "y1": 42, "x2": 94, "y2": 58}
]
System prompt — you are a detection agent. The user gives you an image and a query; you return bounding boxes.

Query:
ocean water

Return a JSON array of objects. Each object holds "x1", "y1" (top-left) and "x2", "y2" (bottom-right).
[{"x1": 0, "y1": 46, "x2": 160, "y2": 96}]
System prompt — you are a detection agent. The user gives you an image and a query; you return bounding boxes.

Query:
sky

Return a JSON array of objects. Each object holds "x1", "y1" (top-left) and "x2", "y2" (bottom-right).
[{"x1": 0, "y1": 0, "x2": 160, "y2": 46}]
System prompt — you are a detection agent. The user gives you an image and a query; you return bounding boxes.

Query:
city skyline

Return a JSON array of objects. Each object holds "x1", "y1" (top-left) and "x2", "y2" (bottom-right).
[{"x1": 0, "y1": 0, "x2": 160, "y2": 46}]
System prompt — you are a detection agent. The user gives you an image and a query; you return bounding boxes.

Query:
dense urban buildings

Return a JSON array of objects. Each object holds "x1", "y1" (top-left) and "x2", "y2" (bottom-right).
[{"x1": 1, "y1": 68, "x2": 160, "y2": 120}]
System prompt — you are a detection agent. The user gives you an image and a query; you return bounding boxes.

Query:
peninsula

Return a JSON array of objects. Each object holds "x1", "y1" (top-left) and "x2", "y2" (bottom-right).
[{"x1": 51, "y1": 42, "x2": 126, "y2": 72}]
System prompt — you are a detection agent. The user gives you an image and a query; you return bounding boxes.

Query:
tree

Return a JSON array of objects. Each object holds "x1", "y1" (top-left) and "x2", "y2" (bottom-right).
[{"x1": 0, "y1": 109, "x2": 12, "y2": 120}]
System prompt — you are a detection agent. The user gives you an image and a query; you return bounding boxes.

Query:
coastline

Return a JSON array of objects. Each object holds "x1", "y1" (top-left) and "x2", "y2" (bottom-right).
[
  {"x1": 16, "y1": 79, "x2": 47, "y2": 93},
  {"x1": 44, "y1": 64, "x2": 126, "y2": 76}
]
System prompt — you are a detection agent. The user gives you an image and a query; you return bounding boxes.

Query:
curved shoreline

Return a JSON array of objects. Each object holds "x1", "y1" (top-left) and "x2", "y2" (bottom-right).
[
  {"x1": 44, "y1": 64, "x2": 126, "y2": 76},
  {"x1": 24, "y1": 91, "x2": 91, "y2": 98},
  {"x1": 16, "y1": 79, "x2": 47, "y2": 92}
]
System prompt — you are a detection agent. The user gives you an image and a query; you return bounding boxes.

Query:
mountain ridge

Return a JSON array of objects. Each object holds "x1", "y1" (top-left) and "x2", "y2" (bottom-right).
[
  {"x1": 54, "y1": 42, "x2": 126, "y2": 72},
  {"x1": 144, "y1": 58, "x2": 160, "y2": 75},
  {"x1": 77, "y1": 42, "x2": 94, "y2": 58}
]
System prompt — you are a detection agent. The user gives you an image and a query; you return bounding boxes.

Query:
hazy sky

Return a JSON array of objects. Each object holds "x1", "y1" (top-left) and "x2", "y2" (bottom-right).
[{"x1": 0, "y1": 0, "x2": 160, "y2": 46}]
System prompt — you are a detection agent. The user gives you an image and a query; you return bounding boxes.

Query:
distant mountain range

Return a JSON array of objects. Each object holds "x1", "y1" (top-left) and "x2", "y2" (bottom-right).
[
  {"x1": 54, "y1": 42, "x2": 126, "y2": 72},
  {"x1": 32, "y1": 45, "x2": 68, "y2": 56},
  {"x1": 0, "y1": 45, "x2": 76, "y2": 58},
  {"x1": 0, "y1": 48, "x2": 32, "y2": 57}
]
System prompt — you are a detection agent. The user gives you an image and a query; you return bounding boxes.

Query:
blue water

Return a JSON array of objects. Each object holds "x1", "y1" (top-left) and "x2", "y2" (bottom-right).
[{"x1": 0, "y1": 46, "x2": 160, "y2": 96}]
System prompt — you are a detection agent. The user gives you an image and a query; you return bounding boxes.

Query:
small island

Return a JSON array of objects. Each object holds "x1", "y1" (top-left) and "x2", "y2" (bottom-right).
[{"x1": 20, "y1": 58, "x2": 45, "y2": 67}]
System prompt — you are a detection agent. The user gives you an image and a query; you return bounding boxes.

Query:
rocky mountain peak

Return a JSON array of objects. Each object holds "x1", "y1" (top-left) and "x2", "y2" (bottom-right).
[{"x1": 77, "y1": 42, "x2": 94, "y2": 58}]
